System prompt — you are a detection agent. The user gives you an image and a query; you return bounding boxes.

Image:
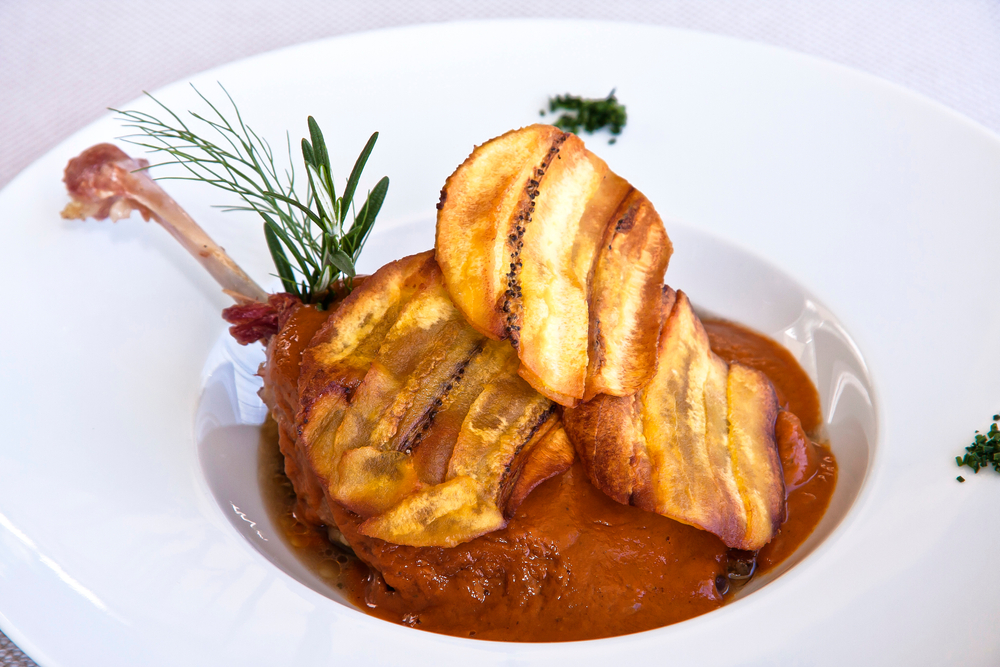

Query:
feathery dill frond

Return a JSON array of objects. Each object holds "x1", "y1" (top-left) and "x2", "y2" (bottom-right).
[{"x1": 115, "y1": 84, "x2": 388, "y2": 307}]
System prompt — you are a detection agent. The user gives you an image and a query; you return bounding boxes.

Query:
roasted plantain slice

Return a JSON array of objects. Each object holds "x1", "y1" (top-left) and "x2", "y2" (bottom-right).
[
  {"x1": 641, "y1": 290, "x2": 747, "y2": 543},
  {"x1": 436, "y1": 125, "x2": 671, "y2": 407},
  {"x1": 565, "y1": 289, "x2": 785, "y2": 551},
  {"x1": 297, "y1": 251, "x2": 438, "y2": 486},
  {"x1": 727, "y1": 363, "x2": 785, "y2": 546},
  {"x1": 586, "y1": 193, "x2": 673, "y2": 401},
  {"x1": 501, "y1": 424, "x2": 577, "y2": 514},
  {"x1": 434, "y1": 125, "x2": 566, "y2": 340},
  {"x1": 514, "y1": 133, "x2": 608, "y2": 404},
  {"x1": 357, "y1": 475, "x2": 505, "y2": 549},
  {"x1": 562, "y1": 392, "x2": 650, "y2": 507},
  {"x1": 296, "y1": 251, "x2": 575, "y2": 547},
  {"x1": 356, "y1": 424, "x2": 575, "y2": 549},
  {"x1": 447, "y1": 370, "x2": 558, "y2": 490},
  {"x1": 359, "y1": 368, "x2": 569, "y2": 547},
  {"x1": 330, "y1": 267, "x2": 485, "y2": 516},
  {"x1": 405, "y1": 338, "x2": 519, "y2": 485}
]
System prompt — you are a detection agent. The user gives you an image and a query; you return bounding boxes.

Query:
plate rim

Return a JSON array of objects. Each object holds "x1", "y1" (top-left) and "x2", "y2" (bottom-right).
[{"x1": 2, "y1": 17, "x2": 998, "y2": 666}]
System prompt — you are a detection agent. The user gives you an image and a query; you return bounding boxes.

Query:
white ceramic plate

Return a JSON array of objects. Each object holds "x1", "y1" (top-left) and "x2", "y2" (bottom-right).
[{"x1": 1, "y1": 20, "x2": 998, "y2": 667}]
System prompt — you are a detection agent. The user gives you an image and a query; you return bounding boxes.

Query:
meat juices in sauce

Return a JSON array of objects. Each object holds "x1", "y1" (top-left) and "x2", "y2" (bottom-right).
[{"x1": 260, "y1": 307, "x2": 837, "y2": 642}]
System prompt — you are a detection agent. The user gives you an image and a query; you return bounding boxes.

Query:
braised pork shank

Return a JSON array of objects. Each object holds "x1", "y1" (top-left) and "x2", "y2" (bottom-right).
[
  {"x1": 256, "y1": 268, "x2": 833, "y2": 641},
  {"x1": 62, "y1": 124, "x2": 835, "y2": 642}
]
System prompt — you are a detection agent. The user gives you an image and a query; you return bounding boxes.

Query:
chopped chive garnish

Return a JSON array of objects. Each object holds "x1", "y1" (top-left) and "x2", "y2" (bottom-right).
[
  {"x1": 540, "y1": 90, "x2": 627, "y2": 144},
  {"x1": 956, "y1": 413, "x2": 1000, "y2": 478}
]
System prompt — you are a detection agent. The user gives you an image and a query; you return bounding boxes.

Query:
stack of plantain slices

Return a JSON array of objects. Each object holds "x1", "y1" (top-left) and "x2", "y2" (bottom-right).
[{"x1": 298, "y1": 124, "x2": 785, "y2": 550}]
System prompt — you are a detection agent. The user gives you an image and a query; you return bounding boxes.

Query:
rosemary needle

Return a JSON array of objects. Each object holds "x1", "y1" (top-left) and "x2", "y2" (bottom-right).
[{"x1": 115, "y1": 84, "x2": 388, "y2": 308}]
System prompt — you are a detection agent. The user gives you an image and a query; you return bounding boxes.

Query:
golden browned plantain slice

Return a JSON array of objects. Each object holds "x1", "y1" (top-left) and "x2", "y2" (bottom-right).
[
  {"x1": 434, "y1": 125, "x2": 567, "y2": 340},
  {"x1": 330, "y1": 268, "x2": 485, "y2": 516},
  {"x1": 641, "y1": 290, "x2": 746, "y2": 543},
  {"x1": 562, "y1": 288, "x2": 677, "y2": 507},
  {"x1": 585, "y1": 193, "x2": 673, "y2": 401},
  {"x1": 436, "y1": 125, "x2": 672, "y2": 407},
  {"x1": 564, "y1": 289, "x2": 785, "y2": 551},
  {"x1": 562, "y1": 392, "x2": 649, "y2": 507},
  {"x1": 357, "y1": 424, "x2": 574, "y2": 549},
  {"x1": 358, "y1": 367, "x2": 567, "y2": 547},
  {"x1": 296, "y1": 250, "x2": 575, "y2": 547},
  {"x1": 514, "y1": 134, "x2": 609, "y2": 404},
  {"x1": 297, "y1": 250, "x2": 438, "y2": 486},
  {"x1": 447, "y1": 370, "x2": 558, "y2": 490},
  {"x1": 405, "y1": 338, "x2": 519, "y2": 485},
  {"x1": 727, "y1": 363, "x2": 785, "y2": 546},
  {"x1": 502, "y1": 424, "x2": 576, "y2": 513},
  {"x1": 355, "y1": 476, "x2": 503, "y2": 549}
]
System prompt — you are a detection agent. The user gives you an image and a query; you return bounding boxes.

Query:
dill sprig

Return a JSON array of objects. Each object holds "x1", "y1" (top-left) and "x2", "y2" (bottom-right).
[
  {"x1": 540, "y1": 90, "x2": 627, "y2": 144},
  {"x1": 956, "y1": 414, "x2": 1000, "y2": 481},
  {"x1": 115, "y1": 84, "x2": 388, "y2": 307}
]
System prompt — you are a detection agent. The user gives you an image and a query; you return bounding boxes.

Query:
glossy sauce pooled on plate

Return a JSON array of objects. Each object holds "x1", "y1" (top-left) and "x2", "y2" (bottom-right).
[{"x1": 261, "y1": 306, "x2": 836, "y2": 642}]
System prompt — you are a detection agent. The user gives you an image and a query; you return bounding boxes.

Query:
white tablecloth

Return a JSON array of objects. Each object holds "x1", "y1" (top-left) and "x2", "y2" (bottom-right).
[{"x1": 1, "y1": 1, "x2": 998, "y2": 664}]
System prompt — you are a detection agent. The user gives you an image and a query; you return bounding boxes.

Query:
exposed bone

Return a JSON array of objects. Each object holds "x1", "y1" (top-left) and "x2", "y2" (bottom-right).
[{"x1": 62, "y1": 143, "x2": 268, "y2": 303}]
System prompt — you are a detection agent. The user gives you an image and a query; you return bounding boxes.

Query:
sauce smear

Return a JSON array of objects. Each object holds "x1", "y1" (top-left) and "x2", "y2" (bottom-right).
[{"x1": 261, "y1": 314, "x2": 837, "y2": 642}]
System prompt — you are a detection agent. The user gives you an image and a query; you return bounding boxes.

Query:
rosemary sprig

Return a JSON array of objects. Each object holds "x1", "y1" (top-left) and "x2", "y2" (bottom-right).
[{"x1": 115, "y1": 84, "x2": 388, "y2": 307}]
